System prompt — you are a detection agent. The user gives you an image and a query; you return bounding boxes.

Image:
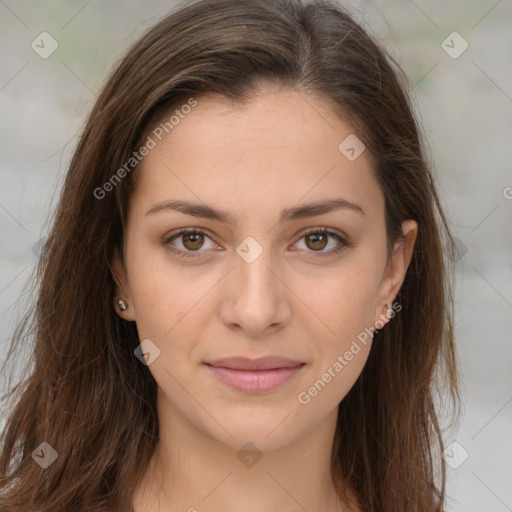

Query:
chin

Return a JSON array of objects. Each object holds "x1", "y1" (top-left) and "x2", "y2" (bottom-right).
[
  {"x1": 219, "y1": 425, "x2": 300, "y2": 453},
  {"x1": 199, "y1": 405, "x2": 303, "y2": 452}
]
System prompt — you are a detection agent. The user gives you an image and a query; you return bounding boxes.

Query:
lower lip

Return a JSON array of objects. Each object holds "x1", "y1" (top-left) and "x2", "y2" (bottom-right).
[{"x1": 205, "y1": 364, "x2": 304, "y2": 393}]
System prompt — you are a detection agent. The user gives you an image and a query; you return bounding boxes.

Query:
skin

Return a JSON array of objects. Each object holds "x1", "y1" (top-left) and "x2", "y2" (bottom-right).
[{"x1": 112, "y1": 87, "x2": 417, "y2": 512}]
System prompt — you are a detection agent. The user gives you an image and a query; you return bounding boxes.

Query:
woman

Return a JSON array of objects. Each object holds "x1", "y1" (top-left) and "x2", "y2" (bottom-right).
[{"x1": 0, "y1": 0, "x2": 460, "y2": 510}]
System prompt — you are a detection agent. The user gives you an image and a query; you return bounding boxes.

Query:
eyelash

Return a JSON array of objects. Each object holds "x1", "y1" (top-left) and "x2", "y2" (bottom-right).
[{"x1": 161, "y1": 227, "x2": 350, "y2": 259}]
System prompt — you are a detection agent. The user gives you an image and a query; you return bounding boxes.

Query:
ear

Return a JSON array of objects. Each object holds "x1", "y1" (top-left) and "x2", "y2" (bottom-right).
[
  {"x1": 111, "y1": 245, "x2": 136, "y2": 321},
  {"x1": 373, "y1": 219, "x2": 418, "y2": 328}
]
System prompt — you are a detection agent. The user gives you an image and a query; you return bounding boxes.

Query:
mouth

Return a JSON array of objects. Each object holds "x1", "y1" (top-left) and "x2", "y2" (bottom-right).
[{"x1": 204, "y1": 356, "x2": 306, "y2": 393}]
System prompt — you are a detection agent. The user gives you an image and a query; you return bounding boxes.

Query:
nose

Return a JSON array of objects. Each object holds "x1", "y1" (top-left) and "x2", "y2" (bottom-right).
[{"x1": 218, "y1": 240, "x2": 292, "y2": 338}]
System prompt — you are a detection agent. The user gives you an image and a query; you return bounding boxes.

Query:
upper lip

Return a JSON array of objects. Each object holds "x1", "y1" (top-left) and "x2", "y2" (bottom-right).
[{"x1": 205, "y1": 356, "x2": 305, "y2": 371}]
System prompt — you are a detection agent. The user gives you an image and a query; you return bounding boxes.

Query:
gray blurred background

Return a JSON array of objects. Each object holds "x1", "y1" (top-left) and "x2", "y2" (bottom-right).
[{"x1": 1, "y1": 1, "x2": 511, "y2": 510}]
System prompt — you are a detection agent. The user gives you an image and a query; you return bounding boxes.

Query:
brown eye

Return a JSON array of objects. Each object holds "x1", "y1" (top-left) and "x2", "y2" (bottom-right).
[
  {"x1": 294, "y1": 228, "x2": 349, "y2": 257},
  {"x1": 182, "y1": 232, "x2": 205, "y2": 250},
  {"x1": 304, "y1": 232, "x2": 328, "y2": 251},
  {"x1": 163, "y1": 228, "x2": 218, "y2": 258}
]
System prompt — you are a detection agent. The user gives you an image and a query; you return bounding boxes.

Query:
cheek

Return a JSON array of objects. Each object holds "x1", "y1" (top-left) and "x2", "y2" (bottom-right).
[
  {"x1": 292, "y1": 252, "x2": 384, "y2": 392},
  {"x1": 295, "y1": 255, "x2": 383, "y2": 333},
  {"x1": 130, "y1": 272, "x2": 212, "y2": 343},
  {"x1": 293, "y1": 266, "x2": 378, "y2": 410},
  {"x1": 124, "y1": 239, "x2": 204, "y2": 338}
]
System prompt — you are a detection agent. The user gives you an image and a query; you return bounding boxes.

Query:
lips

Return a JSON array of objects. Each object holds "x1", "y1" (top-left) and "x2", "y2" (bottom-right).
[
  {"x1": 204, "y1": 356, "x2": 305, "y2": 393},
  {"x1": 207, "y1": 355, "x2": 304, "y2": 371}
]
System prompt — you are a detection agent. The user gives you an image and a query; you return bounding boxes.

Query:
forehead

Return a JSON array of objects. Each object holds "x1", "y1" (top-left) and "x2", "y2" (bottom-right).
[{"x1": 130, "y1": 90, "x2": 384, "y2": 226}]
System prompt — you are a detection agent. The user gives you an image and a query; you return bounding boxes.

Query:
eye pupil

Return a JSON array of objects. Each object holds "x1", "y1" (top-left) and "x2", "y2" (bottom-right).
[
  {"x1": 306, "y1": 233, "x2": 328, "y2": 251},
  {"x1": 183, "y1": 233, "x2": 204, "y2": 250}
]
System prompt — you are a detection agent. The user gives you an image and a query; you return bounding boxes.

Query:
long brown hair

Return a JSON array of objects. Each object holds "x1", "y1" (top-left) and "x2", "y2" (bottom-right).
[{"x1": 0, "y1": 0, "x2": 460, "y2": 510}]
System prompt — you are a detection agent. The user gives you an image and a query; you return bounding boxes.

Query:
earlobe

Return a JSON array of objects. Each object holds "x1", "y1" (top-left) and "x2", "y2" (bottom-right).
[{"x1": 111, "y1": 246, "x2": 136, "y2": 321}]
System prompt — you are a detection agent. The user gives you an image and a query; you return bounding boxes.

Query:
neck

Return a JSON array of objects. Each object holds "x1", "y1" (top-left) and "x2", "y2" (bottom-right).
[{"x1": 133, "y1": 391, "x2": 356, "y2": 512}]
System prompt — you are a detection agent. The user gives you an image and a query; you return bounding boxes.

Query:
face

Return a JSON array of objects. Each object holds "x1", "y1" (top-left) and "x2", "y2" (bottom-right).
[{"x1": 112, "y1": 88, "x2": 417, "y2": 451}]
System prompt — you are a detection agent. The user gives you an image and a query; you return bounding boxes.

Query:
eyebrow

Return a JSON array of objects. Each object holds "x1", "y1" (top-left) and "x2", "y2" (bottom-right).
[{"x1": 145, "y1": 197, "x2": 365, "y2": 224}]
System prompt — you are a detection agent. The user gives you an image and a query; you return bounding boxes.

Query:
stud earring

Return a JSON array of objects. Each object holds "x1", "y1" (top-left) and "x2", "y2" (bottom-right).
[
  {"x1": 118, "y1": 299, "x2": 128, "y2": 312},
  {"x1": 385, "y1": 303, "x2": 393, "y2": 317}
]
